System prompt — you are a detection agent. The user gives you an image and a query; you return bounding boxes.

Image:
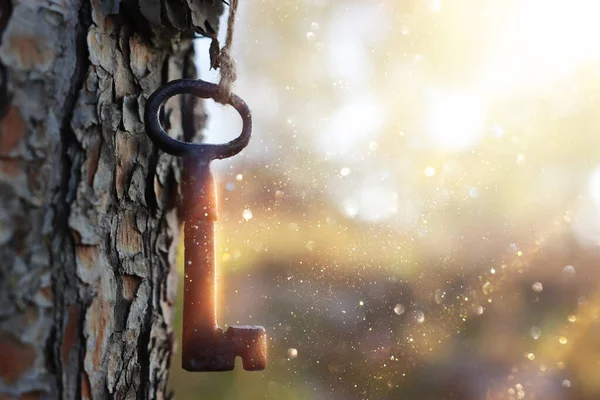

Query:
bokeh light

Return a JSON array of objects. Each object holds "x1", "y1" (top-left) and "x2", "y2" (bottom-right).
[{"x1": 426, "y1": 89, "x2": 485, "y2": 151}]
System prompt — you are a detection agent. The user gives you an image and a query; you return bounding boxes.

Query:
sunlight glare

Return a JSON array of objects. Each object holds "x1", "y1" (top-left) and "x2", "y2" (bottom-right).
[
  {"x1": 319, "y1": 96, "x2": 384, "y2": 161},
  {"x1": 589, "y1": 166, "x2": 600, "y2": 210},
  {"x1": 342, "y1": 186, "x2": 397, "y2": 221},
  {"x1": 427, "y1": 90, "x2": 486, "y2": 151},
  {"x1": 480, "y1": 0, "x2": 600, "y2": 94},
  {"x1": 573, "y1": 166, "x2": 600, "y2": 245}
]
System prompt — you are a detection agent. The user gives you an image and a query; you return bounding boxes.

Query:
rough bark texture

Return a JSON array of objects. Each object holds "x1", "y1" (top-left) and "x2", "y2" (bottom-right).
[{"x1": 0, "y1": 0, "x2": 203, "y2": 398}]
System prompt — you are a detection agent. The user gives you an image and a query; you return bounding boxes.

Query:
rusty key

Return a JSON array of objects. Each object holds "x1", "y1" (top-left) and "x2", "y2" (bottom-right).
[{"x1": 144, "y1": 79, "x2": 267, "y2": 371}]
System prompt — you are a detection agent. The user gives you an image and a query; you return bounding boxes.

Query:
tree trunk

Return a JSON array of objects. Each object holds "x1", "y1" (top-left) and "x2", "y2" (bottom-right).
[{"x1": 0, "y1": 0, "x2": 201, "y2": 398}]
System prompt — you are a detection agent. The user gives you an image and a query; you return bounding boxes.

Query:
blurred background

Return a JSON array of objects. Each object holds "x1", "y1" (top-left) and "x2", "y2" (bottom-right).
[{"x1": 169, "y1": 0, "x2": 600, "y2": 399}]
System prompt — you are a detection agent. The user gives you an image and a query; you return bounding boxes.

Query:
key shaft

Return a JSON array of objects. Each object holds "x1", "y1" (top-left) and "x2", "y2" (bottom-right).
[
  {"x1": 182, "y1": 159, "x2": 218, "y2": 344},
  {"x1": 181, "y1": 158, "x2": 266, "y2": 371}
]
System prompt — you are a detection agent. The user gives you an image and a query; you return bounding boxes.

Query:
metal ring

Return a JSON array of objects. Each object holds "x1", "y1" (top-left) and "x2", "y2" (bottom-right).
[{"x1": 144, "y1": 79, "x2": 252, "y2": 160}]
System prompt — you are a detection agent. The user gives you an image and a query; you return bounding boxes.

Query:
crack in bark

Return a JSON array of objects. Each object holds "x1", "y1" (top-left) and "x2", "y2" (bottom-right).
[
  {"x1": 49, "y1": 0, "x2": 93, "y2": 398},
  {"x1": 143, "y1": 53, "x2": 174, "y2": 218},
  {"x1": 181, "y1": 43, "x2": 203, "y2": 143},
  {"x1": 138, "y1": 229, "x2": 157, "y2": 399}
]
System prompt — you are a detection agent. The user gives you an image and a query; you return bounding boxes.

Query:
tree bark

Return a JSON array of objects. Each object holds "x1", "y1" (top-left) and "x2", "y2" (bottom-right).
[{"x1": 0, "y1": 0, "x2": 201, "y2": 398}]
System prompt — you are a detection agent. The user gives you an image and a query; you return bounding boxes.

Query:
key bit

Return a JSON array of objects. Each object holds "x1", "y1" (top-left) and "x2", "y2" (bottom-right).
[{"x1": 144, "y1": 79, "x2": 267, "y2": 371}]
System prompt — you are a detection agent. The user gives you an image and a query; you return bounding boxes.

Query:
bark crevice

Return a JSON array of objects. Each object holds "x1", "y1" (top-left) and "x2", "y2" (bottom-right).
[{"x1": 50, "y1": 0, "x2": 93, "y2": 398}]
